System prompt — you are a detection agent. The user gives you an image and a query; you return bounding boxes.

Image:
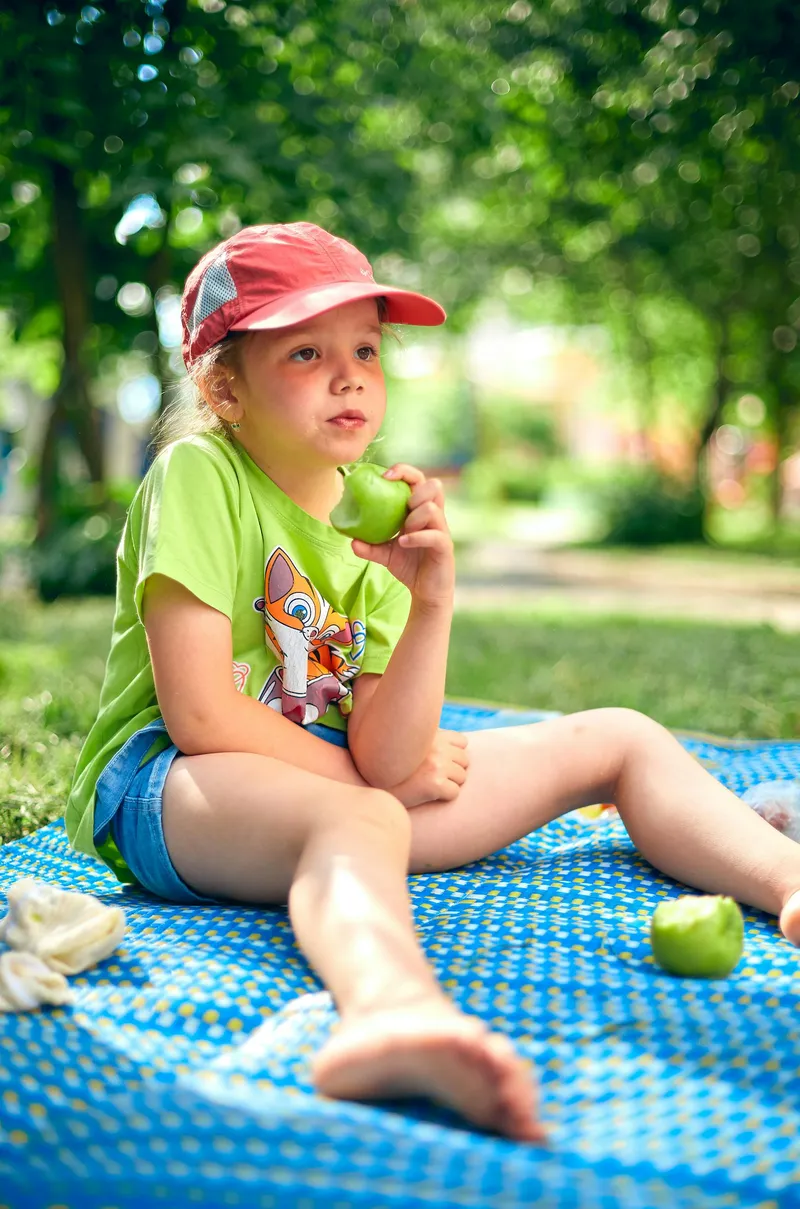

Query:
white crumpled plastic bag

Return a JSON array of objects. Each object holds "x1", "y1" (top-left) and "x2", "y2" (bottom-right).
[
  {"x1": 0, "y1": 878, "x2": 126, "y2": 975},
  {"x1": 0, "y1": 950, "x2": 73, "y2": 1013},
  {"x1": 742, "y1": 780, "x2": 800, "y2": 844}
]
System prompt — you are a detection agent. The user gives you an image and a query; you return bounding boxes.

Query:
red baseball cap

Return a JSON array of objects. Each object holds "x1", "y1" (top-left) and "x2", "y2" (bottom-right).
[{"x1": 181, "y1": 221, "x2": 446, "y2": 368}]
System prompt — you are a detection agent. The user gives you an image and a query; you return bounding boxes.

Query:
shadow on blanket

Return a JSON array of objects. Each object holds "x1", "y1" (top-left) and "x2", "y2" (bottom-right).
[{"x1": 2, "y1": 703, "x2": 800, "y2": 1209}]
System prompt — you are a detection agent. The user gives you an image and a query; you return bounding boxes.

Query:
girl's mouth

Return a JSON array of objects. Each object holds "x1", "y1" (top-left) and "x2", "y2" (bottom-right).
[{"x1": 329, "y1": 410, "x2": 367, "y2": 430}]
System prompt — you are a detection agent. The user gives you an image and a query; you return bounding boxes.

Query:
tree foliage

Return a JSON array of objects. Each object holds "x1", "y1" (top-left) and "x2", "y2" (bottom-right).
[
  {"x1": 0, "y1": 0, "x2": 493, "y2": 532},
  {"x1": 1, "y1": 0, "x2": 799, "y2": 533}
]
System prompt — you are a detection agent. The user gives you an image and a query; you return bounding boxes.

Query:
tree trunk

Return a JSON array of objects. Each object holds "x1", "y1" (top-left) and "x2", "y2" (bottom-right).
[
  {"x1": 146, "y1": 239, "x2": 176, "y2": 422},
  {"x1": 36, "y1": 160, "x2": 104, "y2": 539},
  {"x1": 769, "y1": 355, "x2": 794, "y2": 530},
  {"x1": 622, "y1": 310, "x2": 655, "y2": 460},
  {"x1": 635, "y1": 325, "x2": 655, "y2": 460},
  {"x1": 36, "y1": 387, "x2": 64, "y2": 542},
  {"x1": 616, "y1": 262, "x2": 655, "y2": 460},
  {"x1": 694, "y1": 312, "x2": 731, "y2": 493}
]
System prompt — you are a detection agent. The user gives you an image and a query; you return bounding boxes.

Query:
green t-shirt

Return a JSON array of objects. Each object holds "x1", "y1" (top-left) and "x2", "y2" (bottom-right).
[{"x1": 65, "y1": 433, "x2": 411, "y2": 880}]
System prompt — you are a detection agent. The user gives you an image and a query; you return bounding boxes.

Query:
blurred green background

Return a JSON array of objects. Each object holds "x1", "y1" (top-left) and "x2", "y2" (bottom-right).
[
  {"x1": 4, "y1": 0, "x2": 800, "y2": 566},
  {"x1": 3, "y1": 0, "x2": 800, "y2": 841}
]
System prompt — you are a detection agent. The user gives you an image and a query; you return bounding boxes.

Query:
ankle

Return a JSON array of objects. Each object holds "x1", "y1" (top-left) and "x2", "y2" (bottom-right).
[{"x1": 338, "y1": 979, "x2": 450, "y2": 1023}]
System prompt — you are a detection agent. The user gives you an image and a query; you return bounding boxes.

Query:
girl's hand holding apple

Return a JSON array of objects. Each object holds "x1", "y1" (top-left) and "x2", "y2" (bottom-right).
[
  {"x1": 342, "y1": 463, "x2": 456, "y2": 610},
  {"x1": 329, "y1": 463, "x2": 412, "y2": 545}
]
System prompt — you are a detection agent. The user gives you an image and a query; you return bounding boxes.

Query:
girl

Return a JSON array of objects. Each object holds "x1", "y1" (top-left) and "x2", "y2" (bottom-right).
[{"x1": 67, "y1": 222, "x2": 800, "y2": 1144}]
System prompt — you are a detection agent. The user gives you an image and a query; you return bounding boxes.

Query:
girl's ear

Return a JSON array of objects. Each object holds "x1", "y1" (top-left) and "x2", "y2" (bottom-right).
[{"x1": 202, "y1": 366, "x2": 243, "y2": 426}]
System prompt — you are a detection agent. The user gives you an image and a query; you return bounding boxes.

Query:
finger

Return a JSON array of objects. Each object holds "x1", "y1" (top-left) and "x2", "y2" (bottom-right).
[
  {"x1": 351, "y1": 538, "x2": 393, "y2": 565},
  {"x1": 408, "y1": 478, "x2": 445, "y2": 511},
  {"x1": 397, "y1": 529, "x2": 453, "y2": 553},
  {"x1": 442, "y1": 730, "x2": 469, "y2": 748},
  {"x1": 437, "y1": 779, "x2": 461, "y2": 802},
  {"x1": 448, "y1": 764, "x2": 468, "y2": 786},
  {"x1": 444, "y1": 730, "x2": 471, "y2": 749},
  {"x1": 384, "y1": 463, "x2": 426, "y2": 489},
  {"x1": 450, "y1": 747, "x2": 470, "y2": 771},
  {"x1": 403, "y1": 500, "x2": 448, "y2": 534}
]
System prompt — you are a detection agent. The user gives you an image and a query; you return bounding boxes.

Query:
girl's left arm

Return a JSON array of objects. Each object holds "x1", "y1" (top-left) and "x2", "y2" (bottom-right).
[{"x1": 347, "y1": 466, "x2": 454, "y2": 788}]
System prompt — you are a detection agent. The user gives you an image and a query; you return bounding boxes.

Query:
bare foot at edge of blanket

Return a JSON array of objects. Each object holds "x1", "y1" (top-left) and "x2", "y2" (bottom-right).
[
  {"x1": 779, "y1": 888, "x2": 800, "y2": 946},
  {"x1": 312, "y1": 1001, "x2": 547, "y2": 1143}
]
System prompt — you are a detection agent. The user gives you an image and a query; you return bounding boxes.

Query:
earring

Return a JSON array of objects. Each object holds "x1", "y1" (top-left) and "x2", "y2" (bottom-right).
[{"x1": 230, "y1": 422, "x2": 240, "y2": 430}]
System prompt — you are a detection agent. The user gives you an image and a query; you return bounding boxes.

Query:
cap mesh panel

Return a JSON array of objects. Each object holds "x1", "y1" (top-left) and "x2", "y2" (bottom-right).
[{"x1": 190, "y1": 255, "x2": 238, "y2": 333}]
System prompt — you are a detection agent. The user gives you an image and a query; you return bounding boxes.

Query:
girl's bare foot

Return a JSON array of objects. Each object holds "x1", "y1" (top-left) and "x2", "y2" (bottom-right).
[
  {"x1": 312, "y1": 998, "x2": 546, "y2": 1143},
  {"x1": 779, "y1": 888, "x2": 800, "y2": 945}
]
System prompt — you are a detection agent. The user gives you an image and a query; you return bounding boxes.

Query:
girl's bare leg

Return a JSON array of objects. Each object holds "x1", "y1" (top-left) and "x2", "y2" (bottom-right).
[
  {"x1": 160, "y1": 753, "x2": 545, "y2": 1141},
  {"x1": 406, "y1": 708, "x2": 800, "y2": 942}
]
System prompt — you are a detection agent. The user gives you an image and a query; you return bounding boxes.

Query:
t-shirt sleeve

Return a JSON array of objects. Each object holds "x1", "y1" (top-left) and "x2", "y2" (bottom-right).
[
  {"x1": 360, "y1": 573, "x2": 412, "y2": 676},
  {"x1": 131, "y1": 439, "x2": 241, "y2": 624}
]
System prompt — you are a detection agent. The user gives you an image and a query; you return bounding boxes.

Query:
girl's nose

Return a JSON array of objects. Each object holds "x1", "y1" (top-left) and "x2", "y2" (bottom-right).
[{"x1": 330, "y1": 370, "x2": 363, "y2": 394}]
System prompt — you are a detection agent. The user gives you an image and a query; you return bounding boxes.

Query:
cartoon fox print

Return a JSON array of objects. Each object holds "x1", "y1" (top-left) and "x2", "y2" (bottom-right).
[{"x1": 254, "y1": 547, "x2": 364, "y2": 725}]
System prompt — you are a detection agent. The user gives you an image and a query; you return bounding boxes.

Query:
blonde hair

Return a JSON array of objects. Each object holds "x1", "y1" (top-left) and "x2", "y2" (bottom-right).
[
  {"x1": 150, "y1": 332, "x2": 247, "y2": 454},
  {"x1": 151, "y1": 297, "x2": 394, "y2": 456}
]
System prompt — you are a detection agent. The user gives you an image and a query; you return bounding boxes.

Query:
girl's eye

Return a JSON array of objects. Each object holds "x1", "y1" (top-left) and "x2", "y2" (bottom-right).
[{"x1": 289, "y1": 344, "x2": 378, "y2": 362}]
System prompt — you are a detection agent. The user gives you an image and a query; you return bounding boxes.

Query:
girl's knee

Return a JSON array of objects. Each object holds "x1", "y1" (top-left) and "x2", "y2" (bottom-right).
[
  {"x1": 295, "y1": 787, "x2": 410, "y2": 874},
  {"x1": 570, "y1": 709, "x2": 669, "y2": 802},
  {"x1": 600, "y1": 705, "x2": 660, "y2": 733},
  {"x1": 322, "y1": 785, "x2": 410, "y2": 845},
  {"x1": 559, "y1": 707, "x2": 665, "y2": 764},
  {"x1": 593, "y1": 706, "x2": 670, "y2": 758},
  {"x1": 352, "y1": 787, "x2": 412, "y2": 841}
]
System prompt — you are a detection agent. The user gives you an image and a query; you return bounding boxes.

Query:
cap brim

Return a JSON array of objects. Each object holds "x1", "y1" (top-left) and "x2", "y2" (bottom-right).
[{"x1": 230, "y1": 280, "x2": 446, "y2": 333}]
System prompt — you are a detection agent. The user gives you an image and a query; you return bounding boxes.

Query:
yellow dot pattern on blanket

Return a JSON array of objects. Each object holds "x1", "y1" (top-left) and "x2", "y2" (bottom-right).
[{"x1": 2, "y1": 706, "x2": 800, "y2": 1207}]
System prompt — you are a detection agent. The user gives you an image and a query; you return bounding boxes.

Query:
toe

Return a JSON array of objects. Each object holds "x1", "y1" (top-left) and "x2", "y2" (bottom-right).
[
  {"x1": 485, "y1": 1037, "x2": 543, "y2": 1140},
  {"x1": 779, "y1": 888, "x2": 800, "y2": 945}
]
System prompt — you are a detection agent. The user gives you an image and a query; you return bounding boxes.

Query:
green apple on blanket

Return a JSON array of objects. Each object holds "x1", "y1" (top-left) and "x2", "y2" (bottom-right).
[{"x1": 650, "y1": 895, "x2": 744, "y2": 978}]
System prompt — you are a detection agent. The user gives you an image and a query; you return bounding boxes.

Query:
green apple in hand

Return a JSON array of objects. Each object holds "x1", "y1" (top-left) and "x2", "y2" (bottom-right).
[
  {"x1": 650, "y1": 894, "x2": 744, "y2": 978},
  {"x1": 330, "y1": 463, "x2": 412, "y2": 545}
]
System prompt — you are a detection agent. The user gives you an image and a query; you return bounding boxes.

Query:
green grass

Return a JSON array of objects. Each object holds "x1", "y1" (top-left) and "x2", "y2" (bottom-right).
[
  {"x1": 447, "y1": 610, "x2": 800, "y2": 738},
  {"x1": 0, "y1": 595, "x2": 113, "y2": 846},
  {"x1": 2, "y1": 593, "x2": 799, "y2": 847}
]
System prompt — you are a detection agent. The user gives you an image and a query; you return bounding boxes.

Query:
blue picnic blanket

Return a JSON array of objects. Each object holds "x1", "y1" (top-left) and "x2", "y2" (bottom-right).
[{"x1": 2, "y1": 702, "x2": 800, "y2": 1209}]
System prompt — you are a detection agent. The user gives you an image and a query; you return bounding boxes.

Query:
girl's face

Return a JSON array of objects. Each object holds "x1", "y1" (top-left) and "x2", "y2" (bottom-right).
[{"x1": 228, "y1": 298, "x2": 387, "y2": 471}]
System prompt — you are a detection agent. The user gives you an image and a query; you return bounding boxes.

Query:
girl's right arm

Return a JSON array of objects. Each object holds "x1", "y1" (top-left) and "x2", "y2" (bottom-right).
[{"x1": 142, "y1": 573, "x2": 368, "y2": 787}]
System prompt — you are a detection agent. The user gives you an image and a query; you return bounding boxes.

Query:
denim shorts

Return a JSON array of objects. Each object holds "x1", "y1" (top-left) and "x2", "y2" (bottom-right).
[{"x1": 92, "y1": 717, "x2": 349, "y2": 906}]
